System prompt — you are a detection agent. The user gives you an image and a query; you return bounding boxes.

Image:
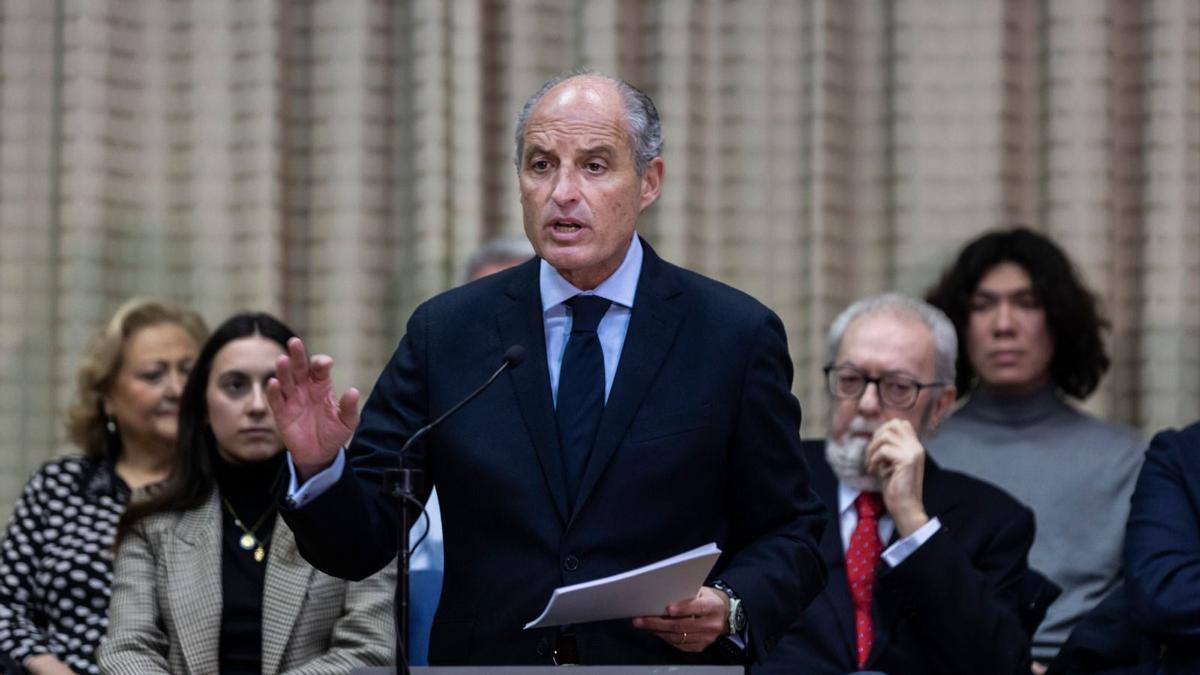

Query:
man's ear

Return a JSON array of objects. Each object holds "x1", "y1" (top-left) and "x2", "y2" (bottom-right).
[
  {"x1": 929, "y1": 385, "x2": 957, "y2": 431},
  {"x1": 639, "y1": 157, "x2": 664, "y2": 211}
]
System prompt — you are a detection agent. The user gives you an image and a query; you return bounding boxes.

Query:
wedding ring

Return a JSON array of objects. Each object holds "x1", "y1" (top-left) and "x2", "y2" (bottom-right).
[{"x1": 681, "y1": 631, "x2": 688, "y2": 645}]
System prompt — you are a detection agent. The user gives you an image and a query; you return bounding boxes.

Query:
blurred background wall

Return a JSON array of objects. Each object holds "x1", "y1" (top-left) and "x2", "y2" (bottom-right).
[{"x1": 1, "y1": 0, "x2": 1197, "y2": 518}]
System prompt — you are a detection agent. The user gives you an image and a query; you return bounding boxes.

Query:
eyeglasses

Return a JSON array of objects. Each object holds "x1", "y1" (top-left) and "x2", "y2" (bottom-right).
[{"x1": 824, "y1": 364, "x2": 946, "y2": 410}]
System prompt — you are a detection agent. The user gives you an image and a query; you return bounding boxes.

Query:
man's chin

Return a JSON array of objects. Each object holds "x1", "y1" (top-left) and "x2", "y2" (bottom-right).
[{"x1": 825, "y1": 435, "x2": 881, "y2": 492}]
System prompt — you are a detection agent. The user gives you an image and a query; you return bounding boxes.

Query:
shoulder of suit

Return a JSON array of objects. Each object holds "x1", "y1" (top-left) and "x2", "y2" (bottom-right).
[
  {"x1": 1149, "y1": 420, "x2": 1200, "y2": 462},
  {"x1": 654, "y1": 258, "x2": 779, "y2": 330}
]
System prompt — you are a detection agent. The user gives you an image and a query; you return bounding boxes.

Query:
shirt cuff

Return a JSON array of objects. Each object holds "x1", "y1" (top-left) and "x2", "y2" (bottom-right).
[
  {"x1": 725, "y1": 628, "x2": 747, "y2": 650},
  {"x1": 881, "y1": 516, "x2": 941, "y2": 568},
  {"x1": 285, "y1": 449, "x2": 346, "y2": 508}
]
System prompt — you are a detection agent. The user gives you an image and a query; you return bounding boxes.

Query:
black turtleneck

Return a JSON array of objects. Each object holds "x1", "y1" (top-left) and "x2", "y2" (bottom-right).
[{"x1": 213, "y1": 451, "x2": 285, "y2": 675}]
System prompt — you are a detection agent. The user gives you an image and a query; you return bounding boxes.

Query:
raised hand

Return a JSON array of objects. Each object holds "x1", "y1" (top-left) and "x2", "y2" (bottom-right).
[
  {"x1": 865, "y1": 418, "x2": 929, "y2": 537},
  {"x1": 266, "y1": 337, "x2": 361, "y2": 482}
]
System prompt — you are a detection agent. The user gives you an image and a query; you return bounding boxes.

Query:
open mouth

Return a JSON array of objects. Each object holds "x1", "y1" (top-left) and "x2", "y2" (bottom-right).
[{"x1": 549, "y1": 219, "x2": 586, "y2": 233}]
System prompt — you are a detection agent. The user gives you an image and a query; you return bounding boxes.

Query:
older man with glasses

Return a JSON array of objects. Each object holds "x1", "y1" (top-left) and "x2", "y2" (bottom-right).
[{"x1": 756, "y1": 293, "x2": 1038, "y2": 675}]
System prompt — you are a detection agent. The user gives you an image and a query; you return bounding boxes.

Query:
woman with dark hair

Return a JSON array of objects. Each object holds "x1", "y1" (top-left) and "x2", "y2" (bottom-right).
[
  {"x1": 97, "y1": 312, "x2": 393, "y2": 675},
  {"x1": 0, "y1": 298, "x2": 207, "y2": 675},
  {"x1": 925, "y1": 227, "x2": 1144, "y2": 671}
]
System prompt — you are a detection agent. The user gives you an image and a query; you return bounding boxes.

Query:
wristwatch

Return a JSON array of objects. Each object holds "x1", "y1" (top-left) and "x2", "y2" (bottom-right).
[{"x1": 711, "y1": 579, "x2": 746, "y2": 634}]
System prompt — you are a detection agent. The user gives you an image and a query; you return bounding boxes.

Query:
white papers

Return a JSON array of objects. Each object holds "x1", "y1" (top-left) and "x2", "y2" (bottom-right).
[{"x1": 524, "y1": 543, "x2": 721, "y2": 629}]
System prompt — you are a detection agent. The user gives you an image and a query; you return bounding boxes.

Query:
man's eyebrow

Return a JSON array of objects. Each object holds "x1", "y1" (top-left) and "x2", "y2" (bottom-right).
[
  {"x1": 881, "y1": 368, "x2": 923, "y2": 380},
  {"x1": 576, "y1": 144, "x2": 617, "y2": 157},
  {"x1": 523, "y1": 143, "x2": 552, "y2": 158}
]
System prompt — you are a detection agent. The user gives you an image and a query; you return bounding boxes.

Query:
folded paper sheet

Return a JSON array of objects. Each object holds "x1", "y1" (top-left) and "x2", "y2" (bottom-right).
[{"x1": 524, "y1": 543, "x2": 722, "y2": 629}]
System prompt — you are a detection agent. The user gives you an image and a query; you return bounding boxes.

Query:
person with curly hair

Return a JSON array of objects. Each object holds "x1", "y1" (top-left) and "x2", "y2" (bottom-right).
[
  {"x1": 0, "y1": 299, "x2": 207, "y2": 675},
  {"x1": 925, "y1": 227, "x2": 1145, "y2": 671}
]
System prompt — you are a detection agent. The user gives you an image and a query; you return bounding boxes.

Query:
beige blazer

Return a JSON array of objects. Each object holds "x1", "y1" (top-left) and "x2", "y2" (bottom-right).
[{"x1": 98, "y1": 490, "x2": 394, "y2": 675}]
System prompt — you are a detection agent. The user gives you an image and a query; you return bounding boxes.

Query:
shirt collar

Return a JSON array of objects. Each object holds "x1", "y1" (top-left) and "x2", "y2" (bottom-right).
[
  {"x1": 539, "y1": 234, "x2": 642, "y2": 311},
  {"x1": 838, "y1": 482, "x2": 861, "y2": 519}
]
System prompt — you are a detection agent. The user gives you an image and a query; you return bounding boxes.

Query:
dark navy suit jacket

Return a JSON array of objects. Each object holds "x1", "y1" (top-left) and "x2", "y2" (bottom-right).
[
  {"x1": 281, "y1": 240, "x2": 827, "y2": 665},
  {"x1": 756, "y1": 440, "x2": 1034, "y2": 675},
  {"x1": 1124, "y1": 421, "x2": 1200, "y2": 674}
]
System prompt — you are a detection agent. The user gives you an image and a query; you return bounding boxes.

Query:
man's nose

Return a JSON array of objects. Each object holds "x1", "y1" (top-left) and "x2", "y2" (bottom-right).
[
  {"x1": 551, "y1": 167, "x2": 581, "y2": 206},
  {"x1": 856, "y1": 381, "x2": 882, "y2": 416}
]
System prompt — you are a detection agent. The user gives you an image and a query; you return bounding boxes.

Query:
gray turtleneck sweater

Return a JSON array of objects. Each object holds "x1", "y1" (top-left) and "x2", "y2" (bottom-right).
[{"x1": 927, "y1": 385, "x2": 1144, "y2": 662}]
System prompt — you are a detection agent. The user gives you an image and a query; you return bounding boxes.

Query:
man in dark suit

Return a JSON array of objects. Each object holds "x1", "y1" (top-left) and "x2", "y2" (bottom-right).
[
  {"x1": 757, "y1": 293, "x2": 1035, "y2": 675},
  {"x1": 1123, "y1": 420, "x2": 1200, "y2": 674},
  {"x1": 265, "y1": 70, "x2": 827, "y2": 665}
]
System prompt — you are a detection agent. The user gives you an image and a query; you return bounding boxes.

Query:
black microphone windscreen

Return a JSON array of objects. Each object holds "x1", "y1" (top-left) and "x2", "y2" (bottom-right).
[{"x1": 502, "y1": 345, "x2": 527, "y2": 368}]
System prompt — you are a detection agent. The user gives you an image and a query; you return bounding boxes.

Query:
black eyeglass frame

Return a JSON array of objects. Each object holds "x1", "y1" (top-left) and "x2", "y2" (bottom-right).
[{"x1": 823, "y1": 363, "x2": 948, "y2": 410}]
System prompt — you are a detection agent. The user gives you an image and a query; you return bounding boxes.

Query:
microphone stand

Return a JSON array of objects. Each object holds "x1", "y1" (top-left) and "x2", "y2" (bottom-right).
[
  {"x1": 383, "y1": 448, "x2": 424, "y2": 675},
  {"x1": 383, "y1": 346, "x2": 526, "y2": 674}
]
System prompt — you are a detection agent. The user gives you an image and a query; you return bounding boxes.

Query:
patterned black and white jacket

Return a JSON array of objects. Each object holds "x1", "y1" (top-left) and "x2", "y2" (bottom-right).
[{"x1": 0, "y1": 456, "x2": 130, "y2": 675}]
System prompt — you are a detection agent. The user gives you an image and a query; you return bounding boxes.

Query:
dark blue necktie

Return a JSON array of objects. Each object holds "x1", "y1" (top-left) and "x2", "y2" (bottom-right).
[{"x1": 556, "y1": 295, "x2": 612, "y2": 505}]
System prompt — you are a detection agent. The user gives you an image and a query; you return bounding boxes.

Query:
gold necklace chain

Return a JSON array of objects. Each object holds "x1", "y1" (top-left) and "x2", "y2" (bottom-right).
[{"x1": 220, "y1": 495, "x2": 274, "y2": 563}]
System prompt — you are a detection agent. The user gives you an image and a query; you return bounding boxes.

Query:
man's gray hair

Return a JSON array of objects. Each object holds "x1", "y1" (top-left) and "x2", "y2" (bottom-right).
[
  {"x1": 513, "y1": 68, "x2": 663, "y2": 176},
  {"x1": 463, "y1": 235, "x2": 534, "y2": 282},
  {"x1": 826, "y1": 293, "x2": 958, "y2": 384}
]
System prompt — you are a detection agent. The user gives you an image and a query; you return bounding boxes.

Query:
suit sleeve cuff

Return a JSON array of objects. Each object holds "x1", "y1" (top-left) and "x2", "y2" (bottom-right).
[
  {"x1": 882, "y1": 516, "x2": 941, "y2": 568},
  {"x1": 285, "y1": 449, "x2": 346, "y2": 507}
]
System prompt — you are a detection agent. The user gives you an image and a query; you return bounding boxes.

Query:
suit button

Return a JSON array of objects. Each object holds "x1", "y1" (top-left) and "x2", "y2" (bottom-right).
[
  {"x1": 536, "y1": 638, "x2": 549, "y2": 656},
  {"x1": 563, "y1": 555, "x2": 580, "y2": 571}
]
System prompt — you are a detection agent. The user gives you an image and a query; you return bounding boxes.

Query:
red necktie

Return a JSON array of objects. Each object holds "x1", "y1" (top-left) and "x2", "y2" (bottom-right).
[{"x1": 846, "y1": 491, "x2": 885, "y2": 668}]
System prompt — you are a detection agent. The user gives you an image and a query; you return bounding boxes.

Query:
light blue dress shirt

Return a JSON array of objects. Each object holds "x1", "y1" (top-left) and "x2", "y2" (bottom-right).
[{"x1": 540, "y1": 233, "x2": 641, "y2": 405}]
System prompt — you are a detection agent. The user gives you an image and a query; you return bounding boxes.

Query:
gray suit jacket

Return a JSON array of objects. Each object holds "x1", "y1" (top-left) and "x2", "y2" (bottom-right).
[{"x1": 98, "y1": 490, "x2": 394, "y2": 674}]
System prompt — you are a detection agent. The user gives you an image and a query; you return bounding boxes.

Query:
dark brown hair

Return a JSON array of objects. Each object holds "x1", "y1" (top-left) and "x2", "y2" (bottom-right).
[{"x1": 925, "y1": 226, "x2": 1110, "y2": 399}]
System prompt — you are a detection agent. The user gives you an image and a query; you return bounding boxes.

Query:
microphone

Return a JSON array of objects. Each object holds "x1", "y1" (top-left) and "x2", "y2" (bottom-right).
[
  {"x1": 502, "y1": 344, "x2": 527, "y2": 368},
  {"x1": 395, "y1": 344, "x2": 527, "y2": 460},
  {"x1": 388, "y1": 345, "x2": 525, "y2": 672}
]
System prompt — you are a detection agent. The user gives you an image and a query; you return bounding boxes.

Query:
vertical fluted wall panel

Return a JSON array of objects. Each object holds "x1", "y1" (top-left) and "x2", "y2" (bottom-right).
[{"x1": 0, "y1": 0, "x2": 1196, "y2": 517}]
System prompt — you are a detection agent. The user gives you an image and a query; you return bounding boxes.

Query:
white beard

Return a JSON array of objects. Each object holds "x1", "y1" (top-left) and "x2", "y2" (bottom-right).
[{"x1": 825, "y1": 417, "x2": 882, "y2": 492}]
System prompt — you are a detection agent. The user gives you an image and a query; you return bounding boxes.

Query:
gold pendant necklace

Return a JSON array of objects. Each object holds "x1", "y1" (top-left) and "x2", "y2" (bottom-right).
[{"x1": 220, "y1": 495, "x2": 274, "y2": 564}]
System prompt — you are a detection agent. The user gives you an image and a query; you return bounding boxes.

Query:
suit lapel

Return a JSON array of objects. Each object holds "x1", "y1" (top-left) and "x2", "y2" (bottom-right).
[
  {"x1": 169, "y1": 493, "x2": 224, "y2": 675},
  {"x1": 571, "y1": 243, "x2": 683, "y2": 518},
  {"x1": 260, "y1": 519, "x2": 315, "y2": 674},
  {"x1": 496, "y1": 258, "x2": 571, "y2": 524},
  {"x1": 804, "y1": 441, "x2": 859, "y2": 664}
]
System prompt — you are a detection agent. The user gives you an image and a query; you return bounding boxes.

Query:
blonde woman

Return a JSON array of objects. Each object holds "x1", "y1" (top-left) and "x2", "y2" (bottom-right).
[{"x1": 0, "y1": 299, "x2": 207, "y2": 675}]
